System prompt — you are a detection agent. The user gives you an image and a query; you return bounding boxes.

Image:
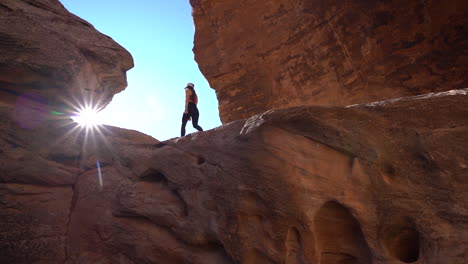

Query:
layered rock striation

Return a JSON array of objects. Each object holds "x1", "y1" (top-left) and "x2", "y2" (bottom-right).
[{"x1": 191, "y1": 0, "x2": 468, "y2": 123}]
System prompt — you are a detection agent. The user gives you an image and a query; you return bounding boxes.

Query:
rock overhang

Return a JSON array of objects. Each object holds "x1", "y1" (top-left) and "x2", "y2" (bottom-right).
[{"x1": 0, "y1": 0, "x2": 133, "y2": 114}]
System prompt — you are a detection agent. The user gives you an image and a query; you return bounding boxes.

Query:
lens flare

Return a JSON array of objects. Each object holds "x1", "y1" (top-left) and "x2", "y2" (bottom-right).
[{"x1": 72, "y1": 107, "x2": 102, "y2": 128}]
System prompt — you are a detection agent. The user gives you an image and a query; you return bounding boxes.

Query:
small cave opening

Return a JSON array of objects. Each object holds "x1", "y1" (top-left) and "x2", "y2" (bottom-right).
[
  {"x1": 196, "y1": 156, "x2": 206, "y2": 165},
  {"x1": 139, "y1": 168, "x2": 168, "y2": 184},
  {"x1": 313, "y1": 201, "x2": 372, "y2": 264},
  {"x1": 385, "y1": 224, "x2": 420, "y2": 263}
]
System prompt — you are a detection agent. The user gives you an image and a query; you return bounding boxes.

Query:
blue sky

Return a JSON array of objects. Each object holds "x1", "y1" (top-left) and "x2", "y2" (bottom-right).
[{"x1": 61, "y1": 0, "x2": 221, "y2": 140}]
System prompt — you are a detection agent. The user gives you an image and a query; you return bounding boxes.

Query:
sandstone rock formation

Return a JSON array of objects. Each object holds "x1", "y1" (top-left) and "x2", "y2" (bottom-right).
[
  {"x1": 191, "y1": 0, "x2": 468, "y2": 123},
  {"x1": 0, "y1": 0, "x2": 133, "y2": 111},
  {"x1": 1, "y1": 0, "x2": 468, "y2": 264},
  {"x1": 1, "y1": 88, "x2": 467, "y2": 263}
]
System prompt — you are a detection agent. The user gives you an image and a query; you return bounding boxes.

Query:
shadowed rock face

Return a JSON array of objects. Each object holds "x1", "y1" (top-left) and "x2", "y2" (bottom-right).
[
  {"x1": 0, "y1": 0, "x2": 133, "y2": 110},
  {"x1": 191, "y1": 0, "x2": 468, "y2": 123}
]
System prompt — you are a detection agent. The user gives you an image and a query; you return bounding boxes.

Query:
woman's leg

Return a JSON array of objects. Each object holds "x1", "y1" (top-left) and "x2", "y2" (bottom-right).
[
  {"x1": 181, "y1": 113, "x2": 189, "y2": 136},
  {"x1": 189, "y1": 104, "x2": 203, "y2": 132}
]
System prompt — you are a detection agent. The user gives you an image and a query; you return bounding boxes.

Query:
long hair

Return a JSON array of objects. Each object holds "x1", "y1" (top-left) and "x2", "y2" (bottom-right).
[{"x1": 187, "y1": 86, "x2": 197, "y2": 102}]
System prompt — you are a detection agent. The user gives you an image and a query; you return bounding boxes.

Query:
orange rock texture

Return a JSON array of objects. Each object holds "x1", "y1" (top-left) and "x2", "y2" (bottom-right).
[
  {"x1": 191, "y1": 0, "x2": 468, "y2": 123},
  {"x1": 1, "y1": 0, "x2": 468, "y2": 264},
  {"x1": 0, "y1": 0, "x2": 133, "y2": 110},
  {"x1": 1, "y1": 89, "x2": 467, "y2": 263}
]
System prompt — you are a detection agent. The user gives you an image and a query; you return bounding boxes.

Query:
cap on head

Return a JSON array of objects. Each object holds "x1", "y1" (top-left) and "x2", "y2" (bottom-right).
[{"x1": 187, "y1": 83, "x2": 194, "y2": 88}]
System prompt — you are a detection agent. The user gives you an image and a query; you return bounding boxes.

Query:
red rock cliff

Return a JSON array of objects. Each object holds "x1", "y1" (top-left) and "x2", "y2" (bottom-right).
[
  {"x1": 191, "y1": 0, "x2": 468, "y2": 123},
  {"x1": 0, "y1": 0, "x2": 467, "y2": 264}
]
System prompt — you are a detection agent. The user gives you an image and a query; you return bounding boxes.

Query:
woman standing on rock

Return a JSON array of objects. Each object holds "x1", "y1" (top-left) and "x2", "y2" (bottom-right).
[{"x1": 181, "y1": 82, "x2": 203, "y2": 136}]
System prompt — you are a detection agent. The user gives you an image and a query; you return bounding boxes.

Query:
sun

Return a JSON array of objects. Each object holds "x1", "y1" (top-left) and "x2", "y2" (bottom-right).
[{"x1": 72, "y1": 107, "x2": 102, "y2": 128}]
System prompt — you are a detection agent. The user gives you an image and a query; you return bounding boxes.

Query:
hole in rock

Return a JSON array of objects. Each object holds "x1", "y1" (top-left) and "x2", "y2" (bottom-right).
[
  {"x1": 314, "y1": 201, "x2": 372, "y2": 264},
  {"x1": 385, "y1": 226, "x2": 420, "y2": 263},
  {"x1": 384, "y1": 164, "x2": 395, "y2": 176},
  {"x1": 196, "y1": 156, "x2": 206, "y2": 165},
  {"x1": 139, "y1": 168, "x2": 168, "y2": 183}
]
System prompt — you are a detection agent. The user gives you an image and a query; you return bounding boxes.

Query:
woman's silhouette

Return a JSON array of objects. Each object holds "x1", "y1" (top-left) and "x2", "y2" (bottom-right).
[{"x1": 181, "y1": 82, "x2": 203, "y2": 136}]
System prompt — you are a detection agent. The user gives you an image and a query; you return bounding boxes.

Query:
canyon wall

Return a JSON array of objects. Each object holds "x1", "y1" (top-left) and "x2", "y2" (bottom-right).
[
  {"x1": 191, "y1": 0, "x2": 468, "y2": 123},
  {"x1": 1, "y1": 0, "x2": 468, "y2": 264}
]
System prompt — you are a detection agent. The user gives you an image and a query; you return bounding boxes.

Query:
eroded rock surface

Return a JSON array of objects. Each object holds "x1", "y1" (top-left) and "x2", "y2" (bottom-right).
[
  {"x1": 0, "y1": 0, "x2": 133, "y2": 110},
  {"x1": 1, "y1": 90, "x2": 467, "y2": 263},
  {"x1": 191, "y1": 0, "x2": 468, "y2": 123},
  {"x1": 1, "y1": 0, "x2": 468, "y2": 264}
]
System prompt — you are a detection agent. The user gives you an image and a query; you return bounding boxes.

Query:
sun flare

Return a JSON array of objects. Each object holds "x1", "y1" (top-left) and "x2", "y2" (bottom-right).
[{"x1": 72, "y1": 107, "x2": 102, "y2": 128}]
